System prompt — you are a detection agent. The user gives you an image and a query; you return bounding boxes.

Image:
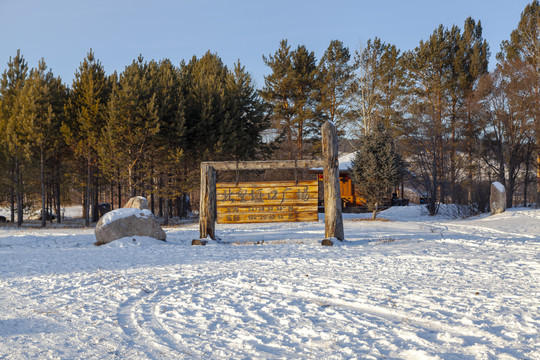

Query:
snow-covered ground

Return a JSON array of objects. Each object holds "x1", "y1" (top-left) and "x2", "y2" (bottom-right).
[{"x1": 0, "y1": 206, "x2": 538, "y2": 359}]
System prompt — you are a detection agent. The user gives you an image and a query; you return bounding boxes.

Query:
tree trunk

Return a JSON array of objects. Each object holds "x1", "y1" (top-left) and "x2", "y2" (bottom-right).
[
  {"x1": 55, "y1": 165, "x2": 61, "y2": 224},
  {"x1": 16, "y1": 158, "x2": 23, "y2": 227},
  {"x1": 507, "y1": 180, "x2": 514, "y2": 209},
  {"x1": 117, "y1": 177, "x2": 122, "y2": 209},
  {"x1": 297, "y1": 121, "x2": 304, "y2": 160},
  {"x1": 41, "y1": 149, "x2": 46, "y2": 228},
  {"x1": 429, "y1": 150, "x2": 438, "y2": 216},
  {"x1": 372, "y1": 202, "x2": 378, "y2": 220},
  {"x1": 10, "y1": 168, "x2": 15, "y2": 223},
  {"x1": 177, "y1": 194, "x2": 189, "y2": 219},
  {"x1": 85, "y1": 159, "x2": 91, "y2": 227},
  {"x1": 536, "y1": 153, "x2": 540, "y2": 208},
  {"x1": 176, "y1": 195, "x2": 181, "y2": 218},
  {"x1": 92, "y1": 173, "x2": 99, "y2": 222},
  {"x1": 150, "y1": 175, "x2": 155, "y2": 215},
  {"x1": 523, "y1": 143, "x2": 533, "y2": 207},
  {"x1": 182, "y1": 193, "x2": 189, "y2": 217},
  {"x1": 524, "y1": 162, "x2": 530, "y2": 207},
  {"x1": 158, "y1": 176, "x2": 163, "y2": 217},
  {"x1": 128, "y1": 166, "x2": 134, "y2": 198},
  {"x1": 450, "y1": 115, "x2": 456, "y2": 204},
  {"x1": 163, "y1": 198, "x2": 169, "y2": 226},
  {"x1": 110, "y1": 180, "x2": 114, "y2": 210},
  {"x1": 47, "y1": 180, "x2": 53, "y2": 224}
]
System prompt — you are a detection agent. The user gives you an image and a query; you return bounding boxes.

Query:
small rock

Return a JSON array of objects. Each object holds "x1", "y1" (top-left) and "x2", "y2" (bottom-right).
[
  {"x1": 192, "y1": 239, "x2": 207, "y2": 246},
  {"x1": 321, "y1": 239, "x2": 334, "y2": 246}
]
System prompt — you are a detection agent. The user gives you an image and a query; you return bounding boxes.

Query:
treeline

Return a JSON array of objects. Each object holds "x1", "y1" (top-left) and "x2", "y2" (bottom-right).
[
  {"x1": 0, "y1": 1, "x2": 538, "y2": 225},
  {"x1": 260, "y1": 2, "x2": 539, "y2": 215},
  {"x1": 0, "y1": 51, "x2": 268, "y2": 227}
]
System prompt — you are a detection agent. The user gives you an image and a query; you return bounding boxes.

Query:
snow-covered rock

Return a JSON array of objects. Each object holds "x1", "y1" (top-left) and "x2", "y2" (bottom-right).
[
  {"x1": 490, "y1": 181, "x2": 506, "y2": 215},
  {"x1": 94, "y1": 208, "x2": 165, "y2": 245},
  {"x1": 123, "y1": 196, "x2": 149, "y2": 210}
]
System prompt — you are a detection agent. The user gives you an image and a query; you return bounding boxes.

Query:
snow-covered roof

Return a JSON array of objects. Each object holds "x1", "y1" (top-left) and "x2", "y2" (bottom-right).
[
  {"x1": 337, "y1": 152, "x2": 356, "y2": 172},
  {"x1": 309, "y1": 152, "x2": 356, "y2": 173}
]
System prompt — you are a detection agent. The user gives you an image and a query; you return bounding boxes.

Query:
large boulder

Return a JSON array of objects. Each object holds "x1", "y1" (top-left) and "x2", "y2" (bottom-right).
[
  {"x1": 123, "y1": 196, "x2": 149, "y2": 210},
  {"x1": 95, "y1": 208, "x2": 166, "y2": 245},
  {"x1": 490, "y1": 181, "x2": 506, "y2": 215}
]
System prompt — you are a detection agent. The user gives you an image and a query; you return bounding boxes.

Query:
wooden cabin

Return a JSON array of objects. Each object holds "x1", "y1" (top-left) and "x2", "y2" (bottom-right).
[
  {"x1": 309, "y1": 153, "x2": 366, "y2": 209},
  {"x1": 310, "y1": 152, "x2": 409, "y2": 210}
]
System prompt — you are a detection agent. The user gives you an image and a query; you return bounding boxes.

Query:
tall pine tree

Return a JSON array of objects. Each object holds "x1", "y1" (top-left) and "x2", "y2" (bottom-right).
[
  {"x1": 261, "y1": 40, "x2": 319, "y2": 159},
  {"x1": 0, "y1": 50, "x2": 28, "y2": 226},
  {"x1": 105, "y1": 56, "x2": 160, "y2": 198},
  {"x1": 317, "y1": 40, "x2": 354, "y2": 132},
  {"x1": 20, "y1": 59, "x2": 67, "y2": 227},
  {"x1": 63, "y1": 50, "x2": 110, "y2": 226}
]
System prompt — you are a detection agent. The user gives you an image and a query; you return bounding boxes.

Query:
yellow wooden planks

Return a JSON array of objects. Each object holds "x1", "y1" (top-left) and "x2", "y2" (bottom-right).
[{"x1": 216, "y1": 180, "x2": 318, "y2": 224}]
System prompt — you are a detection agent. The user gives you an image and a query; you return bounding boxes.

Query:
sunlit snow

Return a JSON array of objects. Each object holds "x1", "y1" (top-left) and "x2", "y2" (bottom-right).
[{"x1": 0, "y1": 205, "x2": 539, "y2": 359}]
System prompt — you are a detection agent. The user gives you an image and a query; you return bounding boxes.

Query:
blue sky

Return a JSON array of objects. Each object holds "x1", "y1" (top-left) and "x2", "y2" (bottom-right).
[{"x1": 0, "y1": 0, "x2": 532, "y2": 89}]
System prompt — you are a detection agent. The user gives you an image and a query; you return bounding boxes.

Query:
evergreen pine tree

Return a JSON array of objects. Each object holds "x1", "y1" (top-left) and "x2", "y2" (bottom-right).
[
  {"x1": 0, "y1": 50, "x2": 28, "y2": 226},
  {"x1": 221, "y1": 61, "x2": 269, "y2": 161},
  {"x1": 20, "y1": 59, "x2": 67, "y2": 227},
  {"x1": 260, "y1": 40, "x2": 295, "y2": 159},
  {"x1": 261, "y1": 40, "x2": 318, "y2": 159},
  {"x1": 180, "y1": 51, "x2": 229, "y2": 161},
  {"x1": 63, "y1": 50, "x2": 110, "y2": 226},
  {"x1": 104, "y1": 56, "x2": 160, "y2": 198},
  {"x1": 443, "y1": 18, "x2": 490, "y2": 203},
  {"x1": 351, "y1": 123, "x2": 405, "y2": 219},
  {"x1": 317, "y1": 40, "x2": 354, "y2": 131},
  {"x1": 402, "y1": 25, "x2": 459, "y2": 214}
]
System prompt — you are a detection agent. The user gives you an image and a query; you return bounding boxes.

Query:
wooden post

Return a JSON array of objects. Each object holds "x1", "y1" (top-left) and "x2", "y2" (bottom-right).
[
  {"x1": 199, "y1": 164, "x2": 216, "y2": 240},
  {"x1": 322, "y1": 121, "x2": 344, "y2": 241}
]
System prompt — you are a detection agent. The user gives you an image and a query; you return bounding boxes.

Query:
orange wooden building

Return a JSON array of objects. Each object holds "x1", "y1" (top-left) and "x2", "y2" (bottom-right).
[{"x1": 309, "y1": 153, "x2": 366, "y2": 209}]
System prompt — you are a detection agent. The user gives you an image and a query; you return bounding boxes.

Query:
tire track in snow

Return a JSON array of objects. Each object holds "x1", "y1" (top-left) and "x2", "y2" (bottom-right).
[
  {"x1": 217, "y1": 278, "x2": 509, "y2": 353},
  {"x1": 112, "y1": 268, "x2": 216, "y2": 359},
  {"x1": 116, "y1": 286, "x2": 201, "y2": 359},
  {"x1": 421, "y1": 221, "x2": 537, "y2": 241}
]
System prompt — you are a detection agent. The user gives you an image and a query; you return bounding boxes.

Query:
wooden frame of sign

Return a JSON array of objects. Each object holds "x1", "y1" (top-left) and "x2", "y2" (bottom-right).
[{"x1": 199, "y1": 121, "x2": 344, "y2": 242}]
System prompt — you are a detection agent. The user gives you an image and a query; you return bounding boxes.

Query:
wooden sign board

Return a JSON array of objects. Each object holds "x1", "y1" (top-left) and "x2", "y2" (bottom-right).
[{"x1": 216, "y1": 180, "x2": 318, "y2": 224}]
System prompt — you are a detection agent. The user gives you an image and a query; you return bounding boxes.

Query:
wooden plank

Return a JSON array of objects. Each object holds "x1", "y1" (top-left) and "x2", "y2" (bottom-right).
[
  {"x1": 218, "y1": 211, "x2": 318, "y2": 224},
  {"x1": 216, "y1": 180, "x2": 318, "y2": 224},
  {"x1": 216, "y1": 181, "x2": 318, "y2": 206},
  {"x1": 203, "y1": 160, "x2": 324, "y2": 171},
  {"x1": 217, "y1": 180, "x2": 318, "y2": 188},
  {"x1": 216, "y1": 191, "x2": 318, "y2": 205},
  {"x1": 218, "y1": 203, "x2": 318, "y2": 214}
]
